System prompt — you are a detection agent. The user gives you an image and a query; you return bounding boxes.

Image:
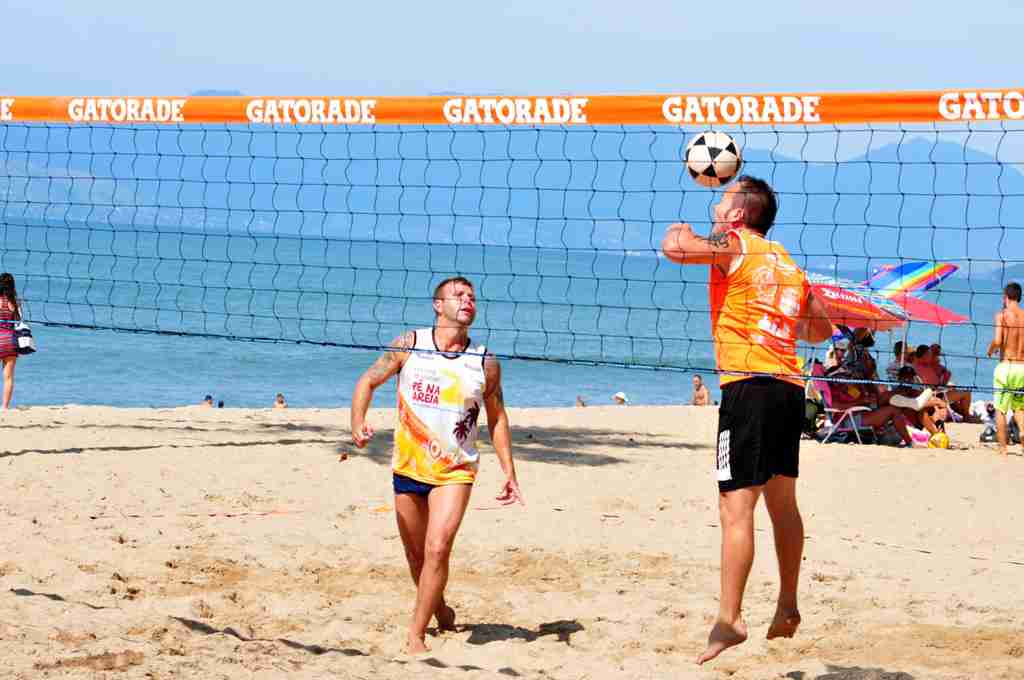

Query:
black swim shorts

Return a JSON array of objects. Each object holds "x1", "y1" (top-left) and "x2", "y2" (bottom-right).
[{"x1": 715, "y1": 377, "x2": 803, "y2": 492}]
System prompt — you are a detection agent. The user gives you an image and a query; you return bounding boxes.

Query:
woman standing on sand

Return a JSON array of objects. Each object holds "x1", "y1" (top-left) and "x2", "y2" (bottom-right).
[{"x1": 0, "y1": 273, "x2": 22, "y2": 410}]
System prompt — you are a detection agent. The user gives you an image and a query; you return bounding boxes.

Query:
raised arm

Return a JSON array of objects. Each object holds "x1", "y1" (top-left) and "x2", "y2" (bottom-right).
[
  {"x1": 796, "y1": 290, "x2": 834, "y2": 344},
  {"x1": 660, "y1": 222, "x2": 740, "y2": 271},
  {"x1": 350, "y1": 331, "x2": 414, "y2": 447},
  {"x1": 987, "y1": 310, "x2": 1005, "y2": 358},
  {"x1": 483, "y1": 354, "x2": 523, "y2": 506}
]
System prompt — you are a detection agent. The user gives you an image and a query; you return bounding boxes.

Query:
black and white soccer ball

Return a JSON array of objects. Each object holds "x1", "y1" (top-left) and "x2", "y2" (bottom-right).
[{"x1": 685, "y1": 131, "x2": 742, "y2": 188}]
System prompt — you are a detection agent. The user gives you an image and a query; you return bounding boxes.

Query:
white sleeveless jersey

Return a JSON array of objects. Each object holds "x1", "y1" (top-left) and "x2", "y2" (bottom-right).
[{"x1": 393, "y1": 328, "x2": 487, "y2": 485}]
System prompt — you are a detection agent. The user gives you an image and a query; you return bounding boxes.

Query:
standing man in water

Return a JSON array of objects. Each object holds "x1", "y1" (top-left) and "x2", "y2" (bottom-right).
[
  {"x1": 350, "y1": 276, "x2": 524, "y2": 653},
  {"x1": 987, "y1": 282, "x2": 1024, "y2": 455},
  {"x1": 661, "y1": 176, "x2": 833, "y2": 664}
]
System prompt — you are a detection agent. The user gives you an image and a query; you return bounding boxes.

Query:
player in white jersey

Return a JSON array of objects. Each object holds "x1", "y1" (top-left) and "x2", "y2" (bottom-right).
[{"x1": 350, "y1": 276, "x2": 524, "y2": 653}]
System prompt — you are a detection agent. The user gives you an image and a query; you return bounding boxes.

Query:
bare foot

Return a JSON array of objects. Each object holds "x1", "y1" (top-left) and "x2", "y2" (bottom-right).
[
  {"x1": 435, "y1": 604, "x2": 456, "y2": 632},
  {"x1": 696, "y1": 619, "x2": 748, "y2": 665},
  {"x1": 766, "y1": 608, "x2": 801, "y2": 639},
  {"x1": 406, "y1": 633, "x2": 429, "y2": 654}
]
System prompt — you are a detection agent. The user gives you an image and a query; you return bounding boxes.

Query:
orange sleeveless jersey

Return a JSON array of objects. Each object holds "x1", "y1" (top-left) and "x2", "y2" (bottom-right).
[{"x1": 709, "y1": 229, "x2": 808, "y2": 388}]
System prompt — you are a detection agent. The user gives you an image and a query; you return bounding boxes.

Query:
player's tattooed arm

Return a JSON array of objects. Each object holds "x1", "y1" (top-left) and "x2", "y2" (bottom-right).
[
  {"x1": 661, "y1": 222, "x2": 740, "y2": 268},
  {"x1": 698, "y1": 230, "x2": 733, "y2": 250},
  {"x1": 350, "y1": 331, "x2": 413, "y2": 446},
  {"x1": 364, "y1": 331, "x2": 414, "y2": 387}
]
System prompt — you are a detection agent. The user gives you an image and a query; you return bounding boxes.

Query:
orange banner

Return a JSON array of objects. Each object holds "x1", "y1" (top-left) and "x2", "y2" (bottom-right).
[{"x1": 0, "y1": 90, "x2": 1022, "y2": 126}]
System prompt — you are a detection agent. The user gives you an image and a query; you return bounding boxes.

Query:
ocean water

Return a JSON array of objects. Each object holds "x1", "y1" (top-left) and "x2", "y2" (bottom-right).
[
  {"x1": 3, "y1": 250, "x2": 1008, "y2": 409},
  {"x1": 10, "y1": 325, "x2": 710, "y2": 409},
  {"x1": 1, "y1": 123, "x2": 1020, "y2": 407},
  {"x1": 5, "y1": 238, "x2": 723, "y2": 408}
]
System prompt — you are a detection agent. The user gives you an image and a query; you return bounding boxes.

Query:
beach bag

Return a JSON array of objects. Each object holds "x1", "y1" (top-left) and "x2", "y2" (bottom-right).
[{"x1": 14, "y1": 321, "x2": 35, "y2": 355}]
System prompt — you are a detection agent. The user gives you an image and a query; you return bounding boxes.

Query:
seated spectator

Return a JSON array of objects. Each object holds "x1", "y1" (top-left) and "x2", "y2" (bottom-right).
[
  {"x1": 827, "y1": 327, "x2": 880, "y2": 406},
  {"x1": 274, "y1": 392, "x2": 288, "y2": 409},
  {"x1": 575, "y1": 395, "x2": 586, "y2": 407},
  {"x1": 817, "y1": 376, "x2": 913, "y2": 447},
  {"x1": 884, "y1": 365, "x2": 948, "y2": 436},
  {"x1": 612, "y1": 391, "x2": 629, "y2": 405},
  {"x1": 824, "y1": 335, "x2": 848, "y2": 371},
  {"x1": 691, "y1": 375, "x2": 711, "y2": 406},
  {"x1": 817, "y1": 332, "x2": 912, "y2": 446},
  {"x1": 201, "y1": 394, "x2": 214, "y2": 408},
  {"x1": 824, "y1": 325, "x2": 857, "y2": 371}
]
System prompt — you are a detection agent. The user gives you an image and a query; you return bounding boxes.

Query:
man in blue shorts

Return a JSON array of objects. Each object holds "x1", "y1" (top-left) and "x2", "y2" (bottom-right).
[{"x1": 350, "y1": 276, "x2": 524, "y2": 652}]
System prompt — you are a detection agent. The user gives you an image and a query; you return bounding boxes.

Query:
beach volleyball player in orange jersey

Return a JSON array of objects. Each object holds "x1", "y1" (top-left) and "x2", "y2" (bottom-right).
[
  {"x1": 350, "y1": 276, "x2": 524, "y2": 653},
  {"x1": 661, "y1": 177, "x2": 833, "y2": 664}
]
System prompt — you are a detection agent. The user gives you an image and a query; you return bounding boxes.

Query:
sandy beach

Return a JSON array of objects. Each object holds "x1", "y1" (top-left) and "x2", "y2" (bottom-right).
[{"x1": 1, "y1": 404, "x2": 1022, "y2": 679}]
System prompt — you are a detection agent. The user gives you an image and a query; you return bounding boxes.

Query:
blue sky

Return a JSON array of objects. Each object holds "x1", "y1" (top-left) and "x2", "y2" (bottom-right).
[{"x1": 2, "y1": 1, "x2": 1022, "y2": 95}]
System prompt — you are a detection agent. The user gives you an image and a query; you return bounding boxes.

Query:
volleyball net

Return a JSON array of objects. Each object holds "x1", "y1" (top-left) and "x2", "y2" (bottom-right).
[{"x1": 1, "y1": 91, "x2": 1023, "y2": 390}]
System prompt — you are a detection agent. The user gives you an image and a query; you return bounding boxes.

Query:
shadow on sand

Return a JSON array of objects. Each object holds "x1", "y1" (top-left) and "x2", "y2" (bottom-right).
[{"x1": 787, "y1": 665, "x2": 914, "y2": 680}]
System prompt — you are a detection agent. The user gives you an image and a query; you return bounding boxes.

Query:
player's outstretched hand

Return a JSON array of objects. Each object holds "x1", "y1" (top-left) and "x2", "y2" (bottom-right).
[{"x1": 496, "y1": 478, "x2": 525, "y2": 507}]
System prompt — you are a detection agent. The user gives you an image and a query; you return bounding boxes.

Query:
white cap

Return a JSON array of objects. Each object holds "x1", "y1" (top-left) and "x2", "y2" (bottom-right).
[{"x1": 613, "y1": 391, "x2": 629, "y2": 403}]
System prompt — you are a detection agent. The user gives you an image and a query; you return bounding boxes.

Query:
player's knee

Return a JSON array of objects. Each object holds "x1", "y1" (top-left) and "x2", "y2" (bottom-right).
[
  {"x1": 424, "y1": 535, "x2": 455, "y2": 563},
  {"x1": 718, "y1": 496, "x2": 756, "y2": 526}
]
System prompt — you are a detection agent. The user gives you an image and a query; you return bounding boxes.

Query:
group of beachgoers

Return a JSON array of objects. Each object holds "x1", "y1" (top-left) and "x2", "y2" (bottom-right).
[
  {"x1": 808, "y1": 330, "x2": 971, "y2": 447},
  {"x1": 804, "y1": 289, "x2": 1024, "y2": 453},
  {"x1": 197, "y1": 393, "x2": 289, "y2": 409},
  {"x1": 574, "y1": 376, "x2": 713, "y2": 408}
]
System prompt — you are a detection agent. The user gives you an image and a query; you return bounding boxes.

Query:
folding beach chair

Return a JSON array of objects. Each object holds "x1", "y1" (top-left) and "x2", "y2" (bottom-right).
[{"x1": 811, "y1": 365, "x2": 875, "y2": 444}]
